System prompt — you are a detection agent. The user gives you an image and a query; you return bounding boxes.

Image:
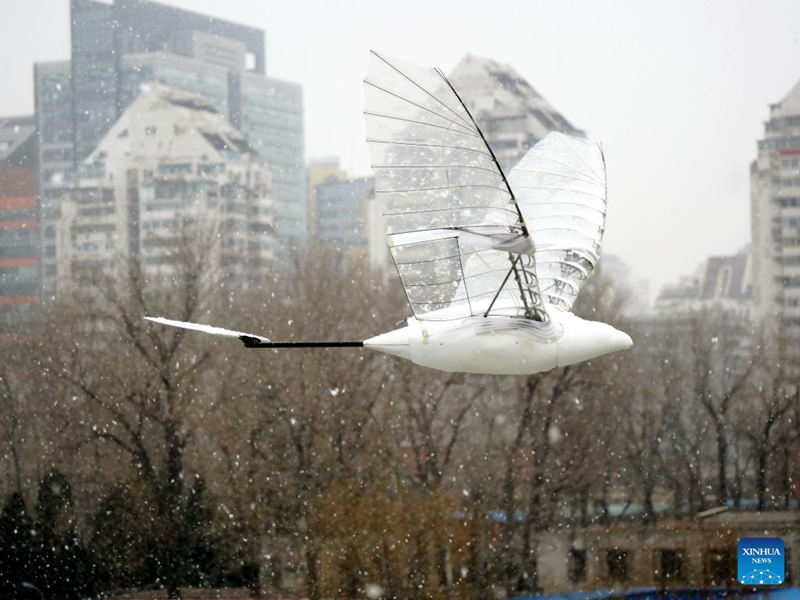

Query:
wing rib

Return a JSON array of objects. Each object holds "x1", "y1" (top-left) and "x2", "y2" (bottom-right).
[
  {"x1": 365, "y1": 52, "x2": 547, "y2": 321},
  {"x1": 434, "y1": 67, "x2": 528, "y2": 238}
]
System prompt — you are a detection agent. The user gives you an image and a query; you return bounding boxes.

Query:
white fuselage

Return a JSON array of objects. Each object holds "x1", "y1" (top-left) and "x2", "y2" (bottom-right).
[{"x1": 363, "y1": 310, "x2": 632, "y2": 375}]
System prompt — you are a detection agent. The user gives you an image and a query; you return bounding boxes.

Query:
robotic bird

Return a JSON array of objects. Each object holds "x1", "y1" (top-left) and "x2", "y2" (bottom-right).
[{"x1": 146, "y1": 52, "x2": 632, "y2": 375}]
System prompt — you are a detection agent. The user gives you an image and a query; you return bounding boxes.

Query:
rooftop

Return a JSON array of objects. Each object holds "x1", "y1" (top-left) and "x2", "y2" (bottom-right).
[{"x1": 0, "y1": 115, "x2": 36, "y2": 168}]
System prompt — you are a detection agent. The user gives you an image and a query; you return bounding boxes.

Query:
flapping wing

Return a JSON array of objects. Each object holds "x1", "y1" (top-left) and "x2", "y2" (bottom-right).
[
  {"x1": 364, "y1": 51, "x2": 545, "y2": 321},
  {"x1": 509, "y1": 132, "x2": 606, "y2": 312}
]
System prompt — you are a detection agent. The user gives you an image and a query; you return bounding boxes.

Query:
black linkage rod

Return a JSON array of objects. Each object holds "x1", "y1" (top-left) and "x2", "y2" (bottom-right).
[
  {"x1": 240, "y1": 336, "x2": 364, "y2": 348},
  {"x1": 483, "y1": 255, "x2": 519, "y2": 317}
]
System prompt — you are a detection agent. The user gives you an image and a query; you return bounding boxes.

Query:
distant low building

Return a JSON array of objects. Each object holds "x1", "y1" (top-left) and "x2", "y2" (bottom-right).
[
  {"x1": 307, "y1": 156, "x2": 346, "y2": 240},
  {"x1": 655, "y1": 250, "x2": 752, "y2": 320},
  {"x1": 311, "y1": 175, "x2": 392, "y2": 276},
  {"x1": 651, "y1": 250, "x2": 754, "y2": 376},
  {"x1": 314, "y1": 176, "x2": 373, "y2": 254},
  {"x1": 534, "y1": 510, "x2": 798, "y2": 594},
  {"x1": 58, "y1": 85, "x2": 274, "y2": 292}
]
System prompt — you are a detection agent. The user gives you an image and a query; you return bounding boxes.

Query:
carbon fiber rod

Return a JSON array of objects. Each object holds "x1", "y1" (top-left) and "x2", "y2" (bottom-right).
[{"x1": 240, "y1": 336, "x2": 364, "y2": 348}]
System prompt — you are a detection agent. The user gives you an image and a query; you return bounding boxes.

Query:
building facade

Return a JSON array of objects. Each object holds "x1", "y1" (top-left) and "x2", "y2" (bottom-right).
[
  {"x1": 307, "y1": 156, "x2": 346, "y2": 240},
  {"x1": 34, "y1": 61, "x2": 74, "y2": 297},
  {"x1": 236, "y1": 72, "x2": 305, "y2": 250},
  {"x1": 119, "y1": 52, "x2": 232, "y2": 119},
  {"x1": 0, "y1": 117, "x2": 38, "y2": 335},
  {"x1": 534, "y1": 511, "x2": 798, "y2": 594},
  {"x1": 0, "y1": 167, "x2": 38, "y2": 336},
  {"x1": 35, "y1": 0, "x2": 303, "y2": 296},
  {"x1": 314, "y1": 176, "x2": 374, "y2": 250},
  {"x1": 69, "y1": 0, "x2": 265, "y2": 164},
  {"x1": 655, "y1": 250, "x2": 752, "y2": 320},
  {"x1": 751, "y1": 77, "x2": 800, "y2": 330},
  {"x1": 58, "y1": 85, "x2": 274, "y2": 291}
]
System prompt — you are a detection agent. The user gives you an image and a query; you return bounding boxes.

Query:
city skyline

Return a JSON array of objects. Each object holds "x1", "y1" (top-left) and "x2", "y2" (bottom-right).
[
  {"x1": 27, "y1": 0, "x2": 305, "y2": 297},
  {"x1": 3, "y1": 0, "x2": 800, "y2": 299}
]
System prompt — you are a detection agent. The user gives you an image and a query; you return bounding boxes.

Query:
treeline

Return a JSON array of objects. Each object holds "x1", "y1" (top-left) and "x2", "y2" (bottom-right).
[
  {"x1": 1, "y1": 247, "x2": 798, "y2": 599},
  {"x1": 0, "y1": 469, "x2": 239, "y2": 599}
]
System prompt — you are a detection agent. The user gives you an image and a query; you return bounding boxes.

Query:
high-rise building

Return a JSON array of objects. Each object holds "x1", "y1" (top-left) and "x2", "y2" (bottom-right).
[
  {"x1": 0, "y1": 117, "x2": 38, "y2": 334},
  {"x1": 448, "y1": 55, "x2": 584, "y2": 171},
  {"x1": 34, "y1": 61, "x2": 73, "y2": 296},
  {"x1": 236, "y1": 73, "x2": 305, "y2": 249},
  {"x1": 58, "y1": 85, "x2": 274, "y2": 291},
  {"x1": 0, "y1": 167, "x2": 38, "y2": 336},
  {"x1": 751, "y1": 78, "x2": 800, "y2": 328},
  {"x1": 35, "y1": 0, "x2": 304, "y2": 296},
  {"x1": 120, "y1": 56, "x2": 306, "y2": 251},
  {"x1": 69, "y1": 0, "x2": 265, "y2": 164},
  {"x1": 119, "y1": 53, "x2": 232, "y2": 118}
]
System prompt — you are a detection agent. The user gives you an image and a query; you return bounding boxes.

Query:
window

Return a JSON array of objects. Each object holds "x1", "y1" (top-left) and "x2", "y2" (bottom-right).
[
  {"x1": 145, "y1": 126, "x2": 157, "y2": 136},
  {"x1": 715, "y1": 266, "x2": 732, "y2": 298},
  {"x1": 568, "y1": 549, "x2": 586, "y2": 582},
  {"x1": 706, "y1": 549, "x2": 734, "y2": 586},
  {"x1": 778, "y1": 196, "x2": 800, "y2": 207},
  {"x1": 658, "y1": 549, "x2": 684, "y2": 581},
  {"x1": 607, "y1": 549, "x2": 629, "y2": 581},
  {"x1": 158, "y1": 163, "x2": 192, "y2": 175}
]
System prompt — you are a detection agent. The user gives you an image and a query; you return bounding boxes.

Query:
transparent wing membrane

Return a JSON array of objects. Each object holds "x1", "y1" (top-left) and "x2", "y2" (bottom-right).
[
  {"x1": 365, "y1": 51, "x2": 545, "y2": 321},
  {"x1": 509, "y1": 132, "x2": 607, "y2": 312}
]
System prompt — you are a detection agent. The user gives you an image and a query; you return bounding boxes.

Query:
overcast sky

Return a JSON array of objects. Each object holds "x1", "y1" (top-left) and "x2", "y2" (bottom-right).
[{"x1": 2, "y1": 0, "x2": 800, "y2": 300}]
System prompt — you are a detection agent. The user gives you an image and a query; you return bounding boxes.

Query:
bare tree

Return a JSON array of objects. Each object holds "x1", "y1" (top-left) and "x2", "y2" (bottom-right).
[
  {"x1": 686, "y1": 310, "x2": 755, "y2": 506},
  {"x1": 30, "y1": 229, "x2": 225, "y2": 598},
  {"x1": 738, "y1": 331, "x2": 797, "y2": 510}
]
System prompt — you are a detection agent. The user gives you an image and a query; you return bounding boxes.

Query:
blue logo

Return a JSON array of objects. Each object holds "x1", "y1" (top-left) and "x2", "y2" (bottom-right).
[{"x1": 738, "y1": 537, "x2": 784, "y2": 585}]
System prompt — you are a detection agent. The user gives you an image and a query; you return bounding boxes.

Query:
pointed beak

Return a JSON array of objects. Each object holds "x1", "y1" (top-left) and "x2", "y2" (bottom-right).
[{"x1": 610, "y1": 328, "x2": 633, "y2": 352}]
